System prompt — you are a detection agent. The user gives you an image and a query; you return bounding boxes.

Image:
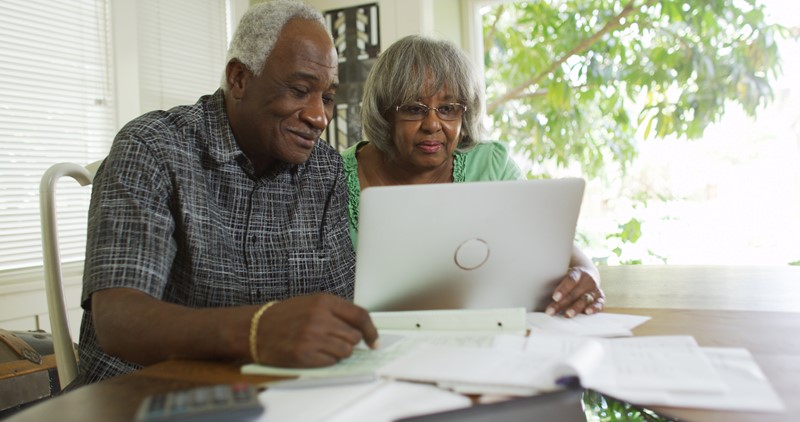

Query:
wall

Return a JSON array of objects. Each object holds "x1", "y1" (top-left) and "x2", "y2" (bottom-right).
[
  {"x1": 301, "y1": 0, "x2": 484, "y2": 93},
  {"x1": 253, "y1": 0, "x2": 469, "y2": 52}
]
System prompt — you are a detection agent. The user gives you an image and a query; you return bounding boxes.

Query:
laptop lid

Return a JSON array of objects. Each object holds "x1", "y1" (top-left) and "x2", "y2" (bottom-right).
[{"x1": 353, "y1": 178, "x2": 585, "y2": 312}]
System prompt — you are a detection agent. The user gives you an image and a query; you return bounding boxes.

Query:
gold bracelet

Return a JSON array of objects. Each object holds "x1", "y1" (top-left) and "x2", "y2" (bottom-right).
[{"x1": 249, "y1": 301, "x2": 278, "y2": 364}]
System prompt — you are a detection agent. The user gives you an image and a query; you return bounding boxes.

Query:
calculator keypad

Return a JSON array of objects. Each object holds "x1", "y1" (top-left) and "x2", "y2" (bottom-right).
[{"x1": 135, "y1": 383, "x2": 264, "y2": 422}]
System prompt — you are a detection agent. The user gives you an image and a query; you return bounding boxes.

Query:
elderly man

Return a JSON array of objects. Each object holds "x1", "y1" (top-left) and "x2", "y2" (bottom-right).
[{"x1": 73, "y1": 0, "x2": 377, "y2": 386}]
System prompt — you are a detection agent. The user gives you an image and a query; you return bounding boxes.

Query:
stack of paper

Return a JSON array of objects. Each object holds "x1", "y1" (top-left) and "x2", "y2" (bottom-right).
[
  {"x1": 377, "y1": 334, "x2": 785, "y2": 412},
  {"x1": 243, "y1": 309, "x2": 784, "y2": 414}
]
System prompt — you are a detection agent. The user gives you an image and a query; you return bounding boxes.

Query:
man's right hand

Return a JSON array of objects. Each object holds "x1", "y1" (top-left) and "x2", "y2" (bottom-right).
[
  {"x1": 92, "y1": 289, "x2": 377, "y2": 369},
  {"x1": 253, "y1": 293, "x2": 378, "y2": 367}
]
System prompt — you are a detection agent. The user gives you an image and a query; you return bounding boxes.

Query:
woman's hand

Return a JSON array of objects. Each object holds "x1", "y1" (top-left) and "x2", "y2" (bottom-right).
[{"x1": 544, "y1": 266, "x2": 605, "y2": 317}]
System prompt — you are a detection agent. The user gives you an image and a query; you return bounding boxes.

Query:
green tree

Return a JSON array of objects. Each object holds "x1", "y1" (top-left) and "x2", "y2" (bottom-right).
[
  {"x1": 482, "y1": 0, "x2": 789, "y2": 178},
  {"x1": 482, "y1": 0, "x2": 794, "y2": 264}
]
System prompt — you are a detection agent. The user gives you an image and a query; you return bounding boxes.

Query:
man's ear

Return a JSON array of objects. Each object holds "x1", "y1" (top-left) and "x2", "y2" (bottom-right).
[{"x1": 225, "y1": 59, "x2": 249, "y2": 99}]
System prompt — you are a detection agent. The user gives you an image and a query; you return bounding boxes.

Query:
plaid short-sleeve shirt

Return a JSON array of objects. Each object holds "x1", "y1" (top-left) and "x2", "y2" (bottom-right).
[{"x1": 74, "y1": 89, "x2": 355, "y2": 385}]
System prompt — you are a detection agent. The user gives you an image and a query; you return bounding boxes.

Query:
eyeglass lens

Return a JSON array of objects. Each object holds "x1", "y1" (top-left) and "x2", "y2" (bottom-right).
[{"x1": 396, "y1": 103, "x2": 466, "y2": 121}]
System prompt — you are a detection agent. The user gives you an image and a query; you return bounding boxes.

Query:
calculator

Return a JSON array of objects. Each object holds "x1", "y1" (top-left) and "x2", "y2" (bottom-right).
[{"x1": 134, "y1": 382, "x2": 265, "y2": 422}]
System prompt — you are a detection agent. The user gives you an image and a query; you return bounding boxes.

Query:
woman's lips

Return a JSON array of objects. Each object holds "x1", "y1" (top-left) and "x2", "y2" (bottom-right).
[{"x1": 417, "y1": 141, "x2": 443, "y2": 153}]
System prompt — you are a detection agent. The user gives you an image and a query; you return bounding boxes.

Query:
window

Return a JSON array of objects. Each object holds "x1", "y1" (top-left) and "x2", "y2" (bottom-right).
[
  {"x1": 0, "y1": 0, "x2": 234, "y2": 287},
  {"x1": 0, "y1": 0, "x2": 115, "y2": 277},
  {"x1": 473, "y1": 0, "x2": 800, "y2": 265}
]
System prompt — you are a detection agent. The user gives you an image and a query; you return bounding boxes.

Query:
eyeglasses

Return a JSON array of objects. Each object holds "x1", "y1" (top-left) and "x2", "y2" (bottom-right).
[{"x1": 394, "y1": 103, "x2": 467, "y2": 121}]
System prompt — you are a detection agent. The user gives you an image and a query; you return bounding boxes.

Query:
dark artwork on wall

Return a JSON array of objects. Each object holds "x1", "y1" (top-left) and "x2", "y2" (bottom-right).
[{"x1": 323, "y1": 3, "x2": 380, "y2": 152}]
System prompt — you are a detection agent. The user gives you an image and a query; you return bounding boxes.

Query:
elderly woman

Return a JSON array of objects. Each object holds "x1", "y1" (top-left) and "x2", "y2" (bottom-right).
[{"x1": 342, "y1": 35, "x2": 605, "y2": 317}]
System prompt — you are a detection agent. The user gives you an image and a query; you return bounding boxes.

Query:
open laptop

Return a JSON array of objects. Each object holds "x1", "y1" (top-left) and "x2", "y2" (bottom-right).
[{"x1": 353, "y1": 178, "x2": 585, "y2": 312}]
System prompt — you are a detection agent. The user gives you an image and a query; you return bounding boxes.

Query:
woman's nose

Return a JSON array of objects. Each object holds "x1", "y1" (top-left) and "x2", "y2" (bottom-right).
[{"x1": 419, "y1": 109, "x2": 442, "y2": 132}]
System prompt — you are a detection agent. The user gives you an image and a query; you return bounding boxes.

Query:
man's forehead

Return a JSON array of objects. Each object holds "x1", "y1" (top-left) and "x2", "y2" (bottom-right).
[
  {"x1": 285, "y1": 70, "x2": 339, "y2": 89},
  {"x1": 271, "y1": 21, "x2": 337, "y2": 62},
  {"x1": 277, "y1": 18, "x2": 334, "y2": 51},
  {"x1": 263, "y1": 19, "x2": 338, "y2": 86}
]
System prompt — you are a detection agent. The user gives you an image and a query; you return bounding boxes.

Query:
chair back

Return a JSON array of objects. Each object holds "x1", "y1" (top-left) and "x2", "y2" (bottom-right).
[{"x1": 38, "y1": 160, "x2": 102, "y2": 389}]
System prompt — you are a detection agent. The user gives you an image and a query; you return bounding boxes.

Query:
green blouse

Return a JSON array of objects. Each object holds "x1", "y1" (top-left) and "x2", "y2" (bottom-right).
[{"x1": 341, "y1": 141, "x2": 524, "y2": 247}]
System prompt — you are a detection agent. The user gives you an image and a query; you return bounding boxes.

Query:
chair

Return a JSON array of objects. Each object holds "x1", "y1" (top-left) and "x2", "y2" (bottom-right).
[{"x1": 39, "y1": 160, "x2": 103, "y2": 389}]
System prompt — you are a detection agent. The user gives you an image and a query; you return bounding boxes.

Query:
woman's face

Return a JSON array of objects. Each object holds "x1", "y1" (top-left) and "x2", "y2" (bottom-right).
[{"x1": 389, "y1": 84, "x2": 463, "y2": 172}]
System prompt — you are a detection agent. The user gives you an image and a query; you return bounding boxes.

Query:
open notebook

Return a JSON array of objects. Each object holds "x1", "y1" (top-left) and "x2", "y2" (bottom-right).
[{"x1": 353, "y1": 178, "x2": 586, "y2": 312}]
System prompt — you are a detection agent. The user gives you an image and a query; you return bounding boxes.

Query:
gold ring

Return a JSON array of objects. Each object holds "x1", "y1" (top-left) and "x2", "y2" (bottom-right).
[{"x1": 582, "y1": 292, "x2": 594, "y2": 304}]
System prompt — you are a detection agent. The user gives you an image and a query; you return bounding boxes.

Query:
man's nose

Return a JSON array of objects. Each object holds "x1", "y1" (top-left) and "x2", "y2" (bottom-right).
[{"x1": 300, "y1": 96, "x2": 330, "y2": 130}]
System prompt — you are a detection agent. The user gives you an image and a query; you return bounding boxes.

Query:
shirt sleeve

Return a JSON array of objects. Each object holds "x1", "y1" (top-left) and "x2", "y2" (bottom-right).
[{"x1": 81, "y1": 136, "x2": 176, "y2": 309}]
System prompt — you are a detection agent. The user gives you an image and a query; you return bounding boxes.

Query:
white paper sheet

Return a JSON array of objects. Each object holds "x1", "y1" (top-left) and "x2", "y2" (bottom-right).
[
  {"x1": 378, "y1": 345, "x2": 562, "y2": 391},
  {"x1": 571, "y1": 336, "x2": 727, "y2": 393},
  {"x1": 258, "y1": 379, "x2": 470, "y2": 422},
  {"x1": 243, "y1": 331, "x2": 503, "y2": 378},
  {"x1": 378, "y1": 335, "x2": 727, "y2": 396},
  {"x1": 526, "y1": 312, "x2": 651, "y2": 337},
  {"x1": 602, "y1": 347, "x2": 785, "y2": 412},
  {"x1": 242, "y1": 308, "x2": 526, "y2": 378}
]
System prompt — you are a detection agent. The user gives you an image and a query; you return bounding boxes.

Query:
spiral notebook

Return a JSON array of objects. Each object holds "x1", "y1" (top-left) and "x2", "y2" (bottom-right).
[{"x1": 353, "y1": 178, "x2": 585, "y2": 312}]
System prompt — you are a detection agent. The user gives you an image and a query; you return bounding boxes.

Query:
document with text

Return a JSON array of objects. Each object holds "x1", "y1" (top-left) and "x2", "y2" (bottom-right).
[
  {"x1": 377, "y1": 334, "x2": 784, "y2": 412},
  {"x1": 241, "y1": 308, "x2": 527, "y2": 378}
]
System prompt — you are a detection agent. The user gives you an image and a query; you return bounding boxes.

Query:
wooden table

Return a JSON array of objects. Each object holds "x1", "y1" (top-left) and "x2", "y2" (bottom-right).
[
  {"x1": 6, "y1": 265, "x2": 800, "y2": 422},
  {"x1": 600, "y1": 264, "x2": 800, "y2": 312}
]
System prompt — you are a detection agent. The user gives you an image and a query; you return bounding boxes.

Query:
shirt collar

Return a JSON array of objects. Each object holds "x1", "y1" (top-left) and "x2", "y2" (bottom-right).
[
  {"x1": 205, "y1": 88, "x2": 306, "y2": 179},
  {"x1": 205, "y1": 89, "x2": 242, "y2": 165}
]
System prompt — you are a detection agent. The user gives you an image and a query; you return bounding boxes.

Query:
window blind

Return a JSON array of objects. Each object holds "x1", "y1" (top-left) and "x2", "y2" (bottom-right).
[
  {"x1": 0, "y1": 0, "x2": 114, "y2": 272},
  {"x1": 0, "y1": 0, "x2": 230, "y2": 280},
  {"x1": 137, "y1": 0, "x2": 229, "y2": 113}
]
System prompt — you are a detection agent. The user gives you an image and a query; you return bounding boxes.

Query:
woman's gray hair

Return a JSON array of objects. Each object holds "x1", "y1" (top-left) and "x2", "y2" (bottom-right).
[
  {"x1": 222, "y1": 0, "x2": 328, "y2": 88},
  {"x1": 361, "y1": 35, "x2": 484, "y2": 155}
]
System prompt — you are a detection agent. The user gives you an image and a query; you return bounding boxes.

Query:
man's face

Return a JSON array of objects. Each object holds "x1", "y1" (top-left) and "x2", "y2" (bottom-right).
[{"x1": 229, "y1": 18, "x2": 338, "y2": 174}]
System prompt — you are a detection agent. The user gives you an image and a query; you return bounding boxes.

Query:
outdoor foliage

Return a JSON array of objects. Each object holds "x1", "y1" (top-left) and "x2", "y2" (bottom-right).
[
  {"x1": 481, "y1": 0, "x2": 793, "y2": 264},
  {"x1": 583, "y1": 390, "x2": 673, "y2": 421},
  {"x1": 482, "y1": 0, "x2": 788, "y2": 178}
]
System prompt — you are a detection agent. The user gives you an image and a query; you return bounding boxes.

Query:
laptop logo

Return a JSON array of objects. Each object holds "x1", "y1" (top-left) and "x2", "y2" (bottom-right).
[{"x1": 454, "y1": 238, "x2": 490, "y2": 270}]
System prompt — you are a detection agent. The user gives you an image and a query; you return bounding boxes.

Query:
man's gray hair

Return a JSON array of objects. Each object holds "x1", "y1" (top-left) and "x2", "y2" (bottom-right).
[
  {"x1": 222, "y1": 0, "x2": 328, "y2": 88},
  {"x1": 361, "y1": 35, "x2": 484, "y2": 156}
]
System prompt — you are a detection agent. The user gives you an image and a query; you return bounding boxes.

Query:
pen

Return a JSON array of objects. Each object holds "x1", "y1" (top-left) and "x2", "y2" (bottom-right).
[{"x1": 263, "y1": 374, "x2": 378, "y2": 390}]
